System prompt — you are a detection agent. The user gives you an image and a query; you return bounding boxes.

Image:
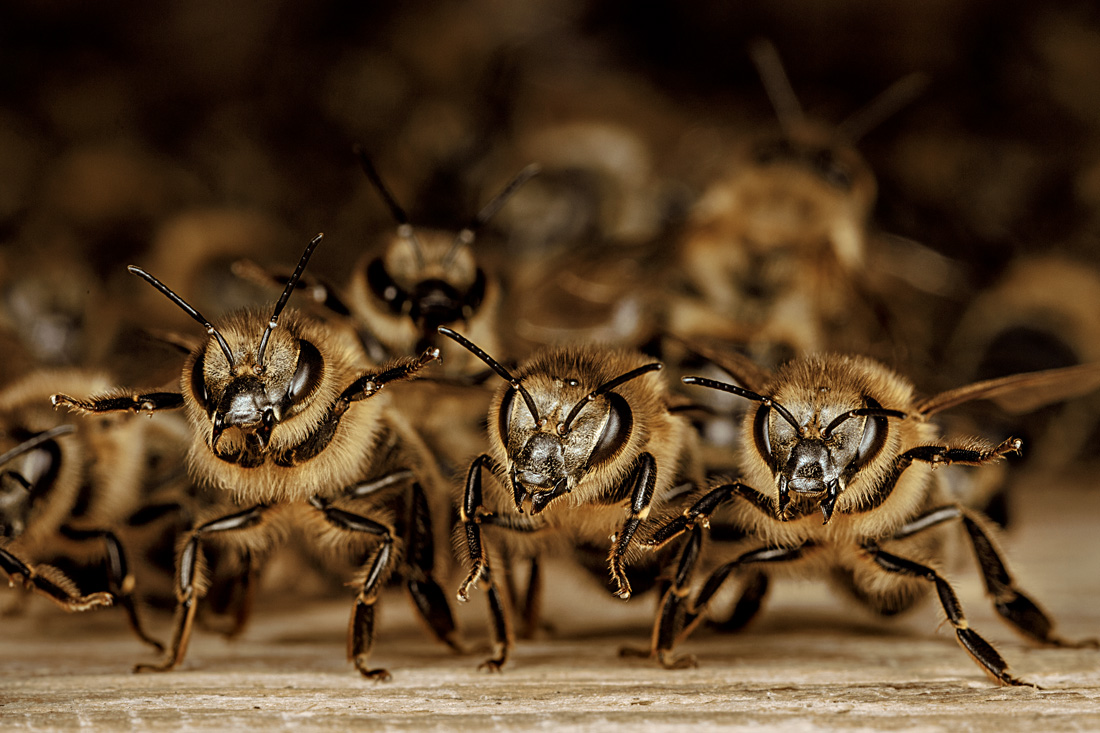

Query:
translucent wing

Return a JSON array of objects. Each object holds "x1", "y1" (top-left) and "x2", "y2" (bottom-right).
[{"x1": 917, "y1": 362, "x2": 1100, "y2": 417}]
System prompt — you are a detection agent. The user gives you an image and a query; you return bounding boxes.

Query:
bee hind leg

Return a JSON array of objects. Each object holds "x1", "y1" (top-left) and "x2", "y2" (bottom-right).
[
  {"x1": 865, "y1": 542, "x2": 1036, "y2": 687},
  {"x1": 0, "y1": 548, "x2": 113, "y2": 611},
  {"x1": 403, "y1": 481, "x2": 464, "y2": 653}
]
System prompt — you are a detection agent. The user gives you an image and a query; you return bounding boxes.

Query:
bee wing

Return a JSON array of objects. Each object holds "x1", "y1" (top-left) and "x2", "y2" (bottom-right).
[
  {"x1": 917, "y1": 362, "x2": 1100, "y2": 417},
  {"x1": 667, "y1": 335, "x2": 773, "y2": 393}
]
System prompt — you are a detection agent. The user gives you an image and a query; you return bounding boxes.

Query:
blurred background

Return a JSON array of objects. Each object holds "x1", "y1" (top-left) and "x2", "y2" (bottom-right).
[{"x1": 1, "y1": 0, "x2": 1099, "y2": 464}]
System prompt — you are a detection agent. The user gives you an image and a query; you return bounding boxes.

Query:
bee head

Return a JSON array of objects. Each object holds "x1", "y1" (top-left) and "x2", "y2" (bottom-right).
[
  {"x1": 683, "y1": 375, "x2": 904, "y2": 522},
  {"x1": 439, "y1": 327, "x2": 658, "y2": 515},
  {"x1": 356, "y1": 146, "x2": 536, "y2": 351},
  {"x1": 131, "y1": 234, "x2": 326, "y2": 453}
]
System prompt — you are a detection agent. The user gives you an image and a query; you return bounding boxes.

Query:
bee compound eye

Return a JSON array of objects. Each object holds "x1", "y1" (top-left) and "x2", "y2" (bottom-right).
[
  {"x1": 584, "y1": 392, "x2": 633, "y2": 469},
  {"x1": 753, "y1": 403, "x2": 774, "y2": 466},
  {"x1": 366, "y1": 258, "x2": 407, "y2": 315},
  {"x1": 287, "y1": 340, "x2": 323, "y2": 404}
]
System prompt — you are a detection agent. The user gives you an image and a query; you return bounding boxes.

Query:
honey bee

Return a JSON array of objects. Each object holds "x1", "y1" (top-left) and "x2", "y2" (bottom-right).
[
  {"x1": 642, "y1": 353, "x2": 1100, "y2": 685},
  {"x1": 670, "y1": 40, "x2": 926, "y2": 363},
  {"x1": 436, "y1": 326, "x2": 703, "y2": 671},
  {"x1": 52, "y1": 233, "x2": 462, "y2": 680},
  {"x1": 1, "y1": 369, "x2": 170, "y2": 650}
]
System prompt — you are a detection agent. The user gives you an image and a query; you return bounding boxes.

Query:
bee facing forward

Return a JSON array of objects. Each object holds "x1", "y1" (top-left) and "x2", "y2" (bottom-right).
[
  {"x1": 437, "y1": 327, "x2": 702, "y2": 671},
  {"x1": 53, "y1": 234, "x2": 461, "y2": 680},
  {"x1": 644, "y1": 352, "x2": 1100, "y2": 685}
]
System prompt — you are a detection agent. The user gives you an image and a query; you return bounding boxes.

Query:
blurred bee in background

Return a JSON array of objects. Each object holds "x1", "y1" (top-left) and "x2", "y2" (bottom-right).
[
  {"x1": 641, "y1": 353, "x2": 1100, "y2": 685},
  {"x1": 53, "y1": 234, "x2": 463, "y2": 680},
  {"x1": 948, "y1": 255, "x2": 1100, "y2": 471},
  {"x1": 438, "y1": 326, "x2": 702, "y2": 671},
  {"x1": 668, "y1": 39, "x2": 928, "y2": 365},
  {"x1": 1, "y1": 370, "x2": 172, "y2": 650}
]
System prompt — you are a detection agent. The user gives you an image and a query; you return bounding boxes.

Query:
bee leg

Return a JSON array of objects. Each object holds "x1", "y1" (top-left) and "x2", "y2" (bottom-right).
[
  {"x1": 458, "y1": 454, "x2": 496, "y2": 602},
  {"x1": 706, "y1": 571, "x2": 770, "y2": 633},
  {"x1": 50, "y1": 391, "x2": 185, "y2": 415},
  {"x1": 479, "y1": 565, "x2": 513, "y2": 673},
  {"x1": 643, "y1": 482, "x2": 776, "y2": 550},
  {"x1": 135, "y1": 504, "x2": 268, "y2": 673},
  {"x1": 895, "y1": 505, "x2": 1099, "y2": 649},
  {"x1": 625, "y1": 524, "x2": 705, "y2": 669},
  {"x1": 609, "y1": 453, "x2": 657, "y2": 600},
  {"x1": 310, "y1": 496, "x2": 397, "y2": 682},
  {"x1": 403, "y1": 481, "x2": 464, "y2": 653},
  {"x1": 58, "y1": 525, "x2": 164, "y2": 651},
  {"x1": 517, "y1": 557, "x2": 544, "y2": 640},
  {"x1": 864, "y1": 542, "x2": 1036, "y2": 687},
  {"x1": 0, "y1": 547, "x2": 113, "y2": 611},
  {"x1": 339, "y1": 347, "x2": 442, "y2": 405},
  {"x1": 662, "y1": 543, "x2": 808, "y2": 667}
]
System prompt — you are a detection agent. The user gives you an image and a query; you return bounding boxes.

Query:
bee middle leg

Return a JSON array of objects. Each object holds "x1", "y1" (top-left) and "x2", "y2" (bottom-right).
[
  {"x1": 862, "y1": 541, "x2": 1035, "y2": 687},
  {"x1": 892, "y1": 504, "x2": 1098, "y2": 649},
  {"x1": 309, "y1": 495, "x2": 399, "y2": 682},
  {"x1": 402, "y1": 481, "x2": 463, "y2": 653},
  {"x1": 608, "y1": 453, "x2": 657, "y2": 600},
  {"x1": 134, "y1": 504, "x2": 269, "y2": 673}
]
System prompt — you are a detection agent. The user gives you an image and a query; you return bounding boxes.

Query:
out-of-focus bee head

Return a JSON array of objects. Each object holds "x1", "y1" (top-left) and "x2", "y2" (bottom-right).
[
  {"x1": 0, "y1": 425, "x2": 73, "y2": 540},
  {"x1": 353, "y1": 146, "x2": 537, "y2": 359},
  {"x1": 439, "y1": 327, "x2": 662, "y2": 516}
]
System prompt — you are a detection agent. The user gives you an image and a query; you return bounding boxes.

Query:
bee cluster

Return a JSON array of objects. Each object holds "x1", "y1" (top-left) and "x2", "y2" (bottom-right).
[{"x1": 2, "y1": 0, "x2": 1100, "y2": 689}]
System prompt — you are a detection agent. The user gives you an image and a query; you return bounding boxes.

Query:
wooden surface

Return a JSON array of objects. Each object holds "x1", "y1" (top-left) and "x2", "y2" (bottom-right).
[{"x1": 3, "y1": 471, "x2": 1099, "y2": 732}]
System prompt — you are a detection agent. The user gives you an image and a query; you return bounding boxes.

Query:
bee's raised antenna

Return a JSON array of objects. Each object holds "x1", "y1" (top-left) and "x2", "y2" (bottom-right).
[
  {"x1": 748, "y1": 38, "x2": 804, "y2": 133},
  {"x1": 682, "y1": 376, "x2": 802, "y2": 432},
  {"x1": 354, "y1": 144, "x2": 425, "y2": 269},
  {"x1": 444, "y1": 164, "x2": 541, "y2": 268},
  {"x1": 836, "y1": 72, "x2": 928, "y2": 143},
  {"x1": 0, "y1": 425, "x2": 75, "y2": 468},
  {"x1": 561, "y1": 363, "x2": 662, "y2": 435},
  {"x1": 257, "y1": 233, "x2": 323, "y2": 368},
  {"x1": 129, "y1": 266, "x2": 236, "y2": 369},
  {"x1": 437, "y1": 326, "x2": 541, "y2": 425}
]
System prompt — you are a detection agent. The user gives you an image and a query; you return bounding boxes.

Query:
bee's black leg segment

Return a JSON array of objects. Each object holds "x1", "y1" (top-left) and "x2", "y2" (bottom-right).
[
  {"x1": 648, "y1": 524, "x2": 705, "y2": 669},
  {"x1": 707, "y1": 571, "x2": 770, "y2": 633},
  {"x1": 958, "y1": 509, "x2": 1099, "y2": 649},
  {"x1": 311, "y1": 497, "x2": 397, "y2": 681},
  {"x1": 58, "y1": 525, "x2": 164, "y2": 651},
  {"x1": 135, "y1": 504, "x2": 268, "y2": 674},
  {"x1": 458, "y1": 454, "x2": 496, "y2": 602},
  {"x1": 0, "y1": 547, "x2": 113, "y2": 611},
  {"x1": 403, "y1": 482, "x2": 463, "y2": 653},
  {"x1": 340, "y1": 348, "x2": 442, "y2": 405},
  {"x1": 902, "y1": 437, "x2": 1022, "y2": 468},
  {"x1": 50, "y1": 391, "x2": 185, "y2": 415},
  {"x1": 480, "y1": 566, "x2": 513, "y2": 672},
  {"x1": 609, "y1": 452, "x2": 657, "y2": 599},
  {"x1": 518, "y1": 557, "x2": 544, "y2": 639},
  {"x1": 865, "y1": 542, "x2": 1035, "y2": 687},
  {"x1": 644, "y1": 482, "x2": 774, "y2": 549}
]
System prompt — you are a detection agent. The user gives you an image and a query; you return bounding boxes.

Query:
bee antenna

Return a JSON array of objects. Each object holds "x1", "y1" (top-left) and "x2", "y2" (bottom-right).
[
  {"x1": 836, "y1": 72, "x2": 928, "y2": 143},
  {"x1": 444, "y1": 164, "x2": 540, "y2": 268},
  {"x1": 354, "y1": 144, "x2": 426, "y2": 269},
  {"x1": 257, "y1": 233, "x2": 323, "y2": 368},
  {"x1": 561, "y1": 363, "x2": 662, "y2": 434},
  {"x1": 437, "y1": 326, "x2": 541, "y2": 424},
  {"x1": 0, "y1": 424, "x2": 75, "y2": 468},
  {"x1": 822, "y1": 407, "x2": 907, "y2": 439},
  {"x1": 682, "y1": 376, "x2": 802, "y2": 432},
  {"x1": 129, "y1": 266, "x2": 236, "y2": 369},
  {"x1": 748, "y1": 38, "x2": 804, "y2": 133}
]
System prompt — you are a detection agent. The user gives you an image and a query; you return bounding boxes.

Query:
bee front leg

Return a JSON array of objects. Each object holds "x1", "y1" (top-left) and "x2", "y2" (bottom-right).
[
  {"x1": 135, "y1": 504, "x2": 268, "y2": 673},
  {"x1": 51, "y1": 392, "x2": 185, "y2": 415},
  {"x1": 608, "y1": 453, "x2": 657, "y2": 600},
  {"x1": 310, "y1": 495, "x2": 398, "y2": 682},
  {"x1": 0, "y1": 548, "x2": 113, "y2": 611},
  {"x1": 643, "y1": 481, "x2": 776, "y2": 549},
  {"x1": 863, "y1": 541, "x2": 1036, "y2": 687}
]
